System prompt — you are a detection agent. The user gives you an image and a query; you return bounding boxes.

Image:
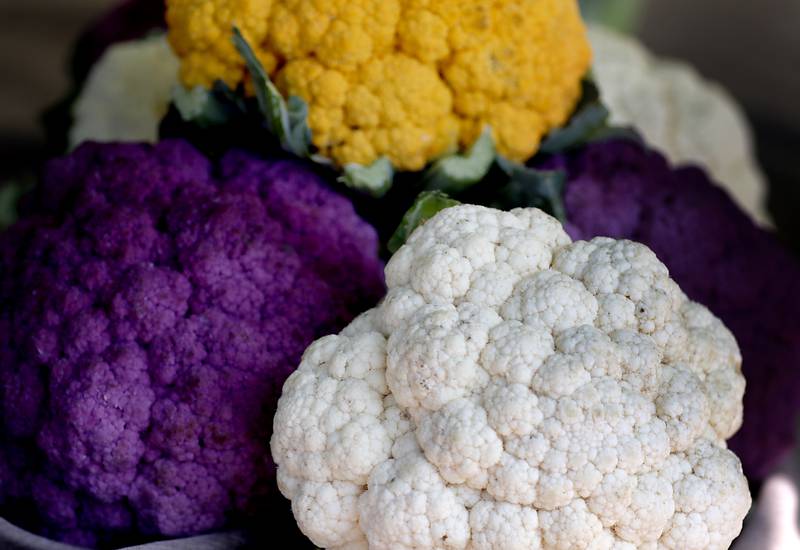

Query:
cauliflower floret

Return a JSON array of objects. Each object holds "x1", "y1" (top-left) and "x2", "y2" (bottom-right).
[
  {"x1": 166, "y1": 0, "x2": 592, "y2": 170},
  {"x1": 272, "y1": 205, "x2": 751, "y2": 549},
  {"x1": 358, "y1": 451, "x2": 470, "y2": 549}
]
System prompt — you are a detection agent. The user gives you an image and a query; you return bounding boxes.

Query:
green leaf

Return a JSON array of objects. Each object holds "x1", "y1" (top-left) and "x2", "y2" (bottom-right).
[
  {"x1": 286, "y1": 95, "x2": 312, "y2": 157},
  {"x1": 232, "y1": 27, "x2": 312, "y2": 157},
  {"x1": 309, "y1": 154, "x2": 335, "y2": 167},
  {"x1": 579, "y1": 0, "x2": 644, "y2": 32},
  {"x1": 232, "y1": 27, "x2": 285, "y2": 135},
  {"x1": 422, "y1": 129, "x2": 496, "y2": 194},
  {"x1": 388, "y1": 191, "x2": 461, "y2": 254},
  {"x1": 495, "y1": 158, "x2": 567, "y2": 223},
  {"x1": 172, "y1": 85, "x2": 231, "y2": 128},
  {"x1": 539, "y1": 103, "x2": 610, "y2": 155},
  {"x1": 338, "y1": 158, "x2": 395, "y2": 198}
]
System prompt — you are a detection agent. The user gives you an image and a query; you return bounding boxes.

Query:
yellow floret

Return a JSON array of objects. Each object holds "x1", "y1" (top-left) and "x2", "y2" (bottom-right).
[{"x1": 167, "y1": 0, "x2": 591, "y2": 170}]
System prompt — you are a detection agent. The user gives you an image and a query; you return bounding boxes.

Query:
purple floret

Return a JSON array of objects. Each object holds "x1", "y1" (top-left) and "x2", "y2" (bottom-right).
[
  {"x1": 538, "y1": 139, "x2": 800, "y2": 480},
  {"x1": 0, "y1": 140, "x2": 385, "y2": 546}
]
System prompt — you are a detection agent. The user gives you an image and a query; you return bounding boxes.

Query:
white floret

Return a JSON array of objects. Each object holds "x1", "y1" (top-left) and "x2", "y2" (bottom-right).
[
  {"x1": 465, "y1": 263, "x2": 519, "y2": 309},
  {"x1": 500, "y1": 270, "x2": 599, "y2": 332},
  {"x1": 271, "y1": 366, "x2": 388, "y2": 482},
  {"x1": 483, "y1": 381, "x2": 543, "y2": 438},
  {"x1": 416, "y1": 398, "x2": 503, "y2": 489},
  {"x1": 290, "y1": 480, "x2": 367, "y2": 548},
  {"x1": 487, "y1": 452, "x2": 541, "y2": 504},
  {"x1": 495, "y1": 226, "x2": 556, "y2": 276},
  {"x1": 410, "y1": 244, "x2": 473, "y2": 302},
  {"x1": 468, "y1": 501, "x2": 540, "y2": 549},
  {"x1": 378, "y1": 288, "x2": 426, "y2": 334},
  {"x1": 539, "y1": 500, "x2": 611, "y2": 549},
  {"x1": 481, "y1": 320, "x2": 554, "y2": 386},
  {"x1": 611, "y1": 329, "x2": 662, "y2": 396},
  {"x1": 662, "y1": 441, "x2": 751, "y2": 549},
  {"x1": 271, "y1": 205, "x2": 751, "y2": 549},
  {"x1": 656, "y1": 365, "x2": 711, "y2": 452},
  {"x1": 386, "y1": 303, "x2": 499, "y2": 413},
  {"x1": 358, "y1": 452, "x2": 470, "y2": 550}
]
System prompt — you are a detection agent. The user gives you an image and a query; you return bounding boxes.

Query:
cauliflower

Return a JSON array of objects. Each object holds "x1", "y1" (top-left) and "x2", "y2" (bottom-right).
[
  {"x1": 69, "y1": 34, "x2": 180, "y2": 148},
  {"x1": 0, "y1": 140, "x2": 385, "y2": 547},
  {"x1": 536, "y1": 138, "x2": 800, "y2": 481},
  {"x1": 588, "y1": 25, "x2": 770, "y2": 225},
  {"x1": 166, "y1": 0, "x2": 592, "y2": 170},
  {"x1": 271, "y1": 204, "x2": 751, "y2": 549}
]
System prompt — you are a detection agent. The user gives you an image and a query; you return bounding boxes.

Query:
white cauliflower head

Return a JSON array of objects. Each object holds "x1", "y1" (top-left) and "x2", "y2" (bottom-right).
[
  {"x1": 271, "y1": 205, "x2": 751, "y2": 549},
  {"x1": 69, "y1": 34, "x2": 179, "y2": 149},
  {"x1": 588, "y1": 24, "x2": 770, "y2": 227}
]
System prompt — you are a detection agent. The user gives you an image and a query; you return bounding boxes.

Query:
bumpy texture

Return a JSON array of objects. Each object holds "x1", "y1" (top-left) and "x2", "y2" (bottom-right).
[
  {"x1": 539, "y1": 139, "x2": 800, "y2": 481},
  {"x1": 70, "y1": 34, "x2": 180, "y2": 148},
  {"x1": 272, "y1": 204, "x2": 751, "y2": 549},
  {"x1": 0, "y1": 140, "x2": 385, "y2": 546},
  {"x1": 589, "y1": 25, "x2": 770, "y2": 225},
  {"x1": 166, "y1": 0, "x2": 591, "y2": 170}
]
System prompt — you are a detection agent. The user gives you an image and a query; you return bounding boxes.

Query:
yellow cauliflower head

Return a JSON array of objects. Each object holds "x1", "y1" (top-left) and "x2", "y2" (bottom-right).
[{"x1": 167, "y1": 0, "x2": 592, "y2": 171}]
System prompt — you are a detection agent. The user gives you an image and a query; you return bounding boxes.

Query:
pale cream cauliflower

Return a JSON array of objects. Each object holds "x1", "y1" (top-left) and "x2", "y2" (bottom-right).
[
  {"x1": 589, "y1": 25, "x2": 770, "y2": 226},
  {"x1": 70, "y1": 34, "x2": 180, "y2": 148},
  {"x1": 271, "y1": 205, "x2": 751, "y2": 549}
]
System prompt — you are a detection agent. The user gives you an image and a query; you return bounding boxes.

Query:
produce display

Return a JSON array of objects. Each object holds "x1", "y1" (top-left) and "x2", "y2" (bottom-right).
[
  {"x1": 4, "y1": 0, "x2": 800, "y2": 548},
  {"x1": 46, "y1": 0, "x2": 768, "y2": 216},
  {"x1": 272, "y1": 204, "x2": 751, "y2": 549},
  {"x1": 0, "y1": 140, "x2": 384, "y2": 546}
]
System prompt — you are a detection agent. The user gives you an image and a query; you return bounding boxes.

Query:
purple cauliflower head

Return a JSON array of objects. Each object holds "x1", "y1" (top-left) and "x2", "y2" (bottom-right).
[
  {"x1": 538, "y1": 139, "x2": 800, "y2": 480},
  {"x1": 0, "y1": 140, "x2": 385, "y2": 546}
]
